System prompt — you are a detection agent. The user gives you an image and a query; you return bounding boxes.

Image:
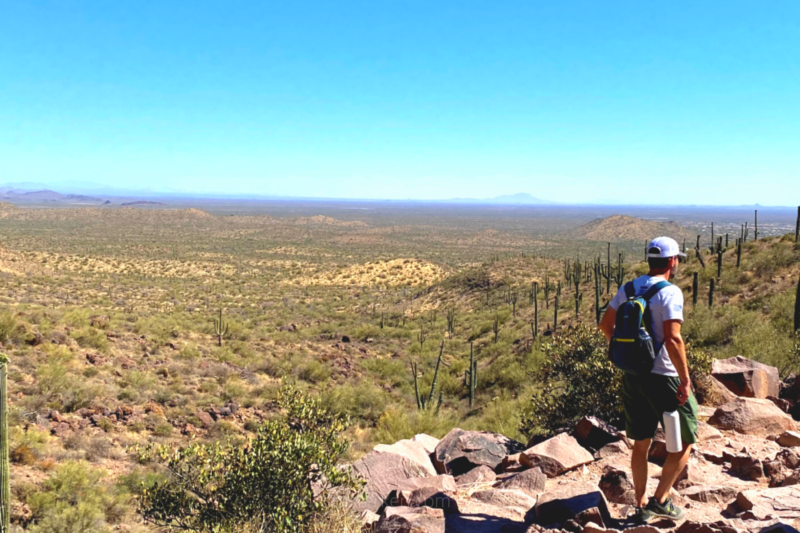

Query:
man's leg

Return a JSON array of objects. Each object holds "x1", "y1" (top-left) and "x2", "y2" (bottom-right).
[
  {"x1": 631, "y1": 439, "x2": 652, "y2": 508},
  {"x1": 654, "y1": 443, "x2": 693, "y2": 503}
]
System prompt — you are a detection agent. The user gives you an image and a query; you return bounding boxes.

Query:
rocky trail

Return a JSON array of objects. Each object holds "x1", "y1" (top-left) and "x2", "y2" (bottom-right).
[{"x1": 350, "y1": 356, "x2": 800, "y2": 533}]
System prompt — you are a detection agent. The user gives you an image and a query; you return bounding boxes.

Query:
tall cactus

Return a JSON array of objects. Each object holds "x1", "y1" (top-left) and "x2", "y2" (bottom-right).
[
  {"x1": 692, "y1": 272, "x2": 699, "y2": 307},
  {"x1": 554, "y1": 294, "x2": 559, "y2": 330},
  {"x1": 428, "y1": 341, "x2": 445, "y2": 405},
  {"x1": 796, "y1": 206, "x2": 799, "y2": 243},
  {"x1": 544, "y1": 275, "x2": 551, "y2": 309},
  {"x1": 213, "y1": 308, "x2": 229, "y2": 347},
  {"x1": 737, "y1": 239, "x2": 742, "y2": 268},
  {"x1": 717, "y1": 249, "x2": 723, "y2": 279},
  {"x1": 709, "y1": 278, "x2": 715, "y2": 307},
  {"x1": 492, "y1": 314, "x2": 499, "y2": 343},
  {"x1": 0, "y1": 353, "x2": 8, "y2": 533},
  {"x1": 794, "y1": 273, "x2": 799, "y2": 333},
  {"x1": 411, "y1": 362, "x2": 422, "y2": 409},
  {"x1": 446, "y1": 308, "x2": 456, "y2": 337},
  {"x1": 533, "y1": 282, "x2": 539, "y2": 337},
  {"x1": 467, "y1": 342, "x2": 477, "y2": 408},
  {"x1": 417, "y1": 325, "x2": 427, "y2": 349},
  {"x1": 754, "y1": 210, "x2": 758, "y2": 241},
  {"x1": 510, "y1": 290, "x2": 518, "y2": 317}
]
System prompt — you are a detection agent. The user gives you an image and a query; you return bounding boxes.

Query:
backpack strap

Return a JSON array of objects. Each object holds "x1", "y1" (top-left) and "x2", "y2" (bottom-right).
[
  {"x1": 641, "y1": 280, "x2": 671, "y2": 302},
  {"x1": 624, "y1": 282, "x2": 636, "y2": 300}
]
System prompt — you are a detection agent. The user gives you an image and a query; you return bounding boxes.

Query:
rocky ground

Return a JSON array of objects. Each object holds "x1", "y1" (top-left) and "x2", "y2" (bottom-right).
[{"x1": 351, "y1": 357, "x2": 800, "y2": 533}]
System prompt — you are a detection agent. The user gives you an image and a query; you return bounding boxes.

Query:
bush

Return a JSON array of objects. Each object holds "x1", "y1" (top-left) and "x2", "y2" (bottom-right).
[
  {"x1": 137, "y1": 386, "x2": 362, "y2": 533},
  {"x1": 520, "y1": 325, "x2": 620, "y2": 437},
  {"x1": 27, "y1": 460, "x2": 129, "y2": 533}
]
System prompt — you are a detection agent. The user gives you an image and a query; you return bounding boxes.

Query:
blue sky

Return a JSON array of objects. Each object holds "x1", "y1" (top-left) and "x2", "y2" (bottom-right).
[{"x1": 1, "y1": 1, "x2": 798, "y2": 204}]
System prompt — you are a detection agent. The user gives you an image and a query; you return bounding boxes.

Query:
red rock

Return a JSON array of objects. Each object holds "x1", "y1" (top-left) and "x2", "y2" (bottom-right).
[
  {"x1": 494, "y1": 468, "x2": 547, "y2": 497},
  {"x1": 396, "y1": 486, "x2": 459, "y2": 514},
  {"x1": 535, "y1": 482, "x2": 611, "y2": 527},
  {"x1": 574, "y1": 416, "x2": 623, "y2": 451},
  {"x1": 520, "y1": 433, "x2": 594, "y2": 477},
  {"x1": 501, "y1": 453, "x2": 527, "y2": 473},
  {"x1": 594, "y1": 441, "x2": 630, "y2": 460},
  {"x1": 195, "y1": 411, "x2": 214, "y2": 428},
  {"x1": 433, "y1": 428, "x2": 525, "y2": 476},
  {"x1": 731, "y1": 486, "x2": 800, "y2": 520},
  {"x1": 777, "y1": 431, "x2": 800, "y2": 448},
  {"x1": 679, "y1": 485, "x2": 738, "y2": 504},
  {"x1": 598, "y1": 466, "x2": 636, "y2": 505},
  {"x1": 352, "y1": 452, "x2": 435, "y2": 512},
  {"x1": 471, "y1": 488, "x2": 538, "y2": 510},
  {"x1": 729, "y1": 453, "x2": 764, "y2": 481},
  {"x1": 712, "y1": 356, "x2": 780, "y2": 399},
  {"x1": 410, "y1": 433, "x2": 440, "y2": 455},
  {"x1": 455, "y1": 465, "x2": 496, "y2": 486},
  {"x1": 708, "y1": 398, "x2": 797, "y2": 435},
  {"x1": 375, "y1": 506, "x2": 445, "y2": 533},
  {"x1": 373, "y1": 439, "x2": 437, "y2": 476}
]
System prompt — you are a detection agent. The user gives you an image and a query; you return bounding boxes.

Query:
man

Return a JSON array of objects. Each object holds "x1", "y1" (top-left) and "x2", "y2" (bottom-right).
[{"x1": 599, "y1": 236, "x2": 697, "y2": 523}]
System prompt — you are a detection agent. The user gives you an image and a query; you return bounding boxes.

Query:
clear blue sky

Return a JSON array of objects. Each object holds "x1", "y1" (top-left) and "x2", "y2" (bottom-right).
[{"x1": 1, "y1": 1, "x2": 798, "y2": 204}]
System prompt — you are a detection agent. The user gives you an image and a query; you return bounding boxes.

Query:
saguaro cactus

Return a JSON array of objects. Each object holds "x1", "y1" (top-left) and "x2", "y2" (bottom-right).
[
  {"x1": 709, "y1": 279, "x2": 715, "y2": 307},
  {"x1": 446, "y1": 308, "x2": 456, "y2": 337},
  {"x1": 754, "y1": 210, "x2": 758, "y2": 241},
  {"x1": 467, "y1": 342, "x2": 477, "y2": 408},
  {"x1": 796, "y1": 206, "x2": 800, "y2": 243},
  {"x1": 554, "y1": 294, "x2": 559, "y2": 330},
  {"x1": 492, "y1": 315, "x2": 499, "y2": 343},
  {"x1": 794, "y1": 273, "x2": 799, "y2": 333},
  {"x1": 692, "y1": 272, "x2": 699, "y2": 307},
  {"x1": 428, "y1": 341, "x2": 445, "y2": 405},
  {"x1": 213, "y1": 308, "x2": 229, "y2": 347},
  {"x1": 0, "y1": 353, "x2": 8, "y2": 533},
  {"x1": 533, "y1": 283, "x2": 539, "y2": 337},
  {"x1": 737, "y1": 239, "x2": 742, "y2": 268},
  {"x1": 717, "y1": 249, "x2": 723, "y2": 279}
]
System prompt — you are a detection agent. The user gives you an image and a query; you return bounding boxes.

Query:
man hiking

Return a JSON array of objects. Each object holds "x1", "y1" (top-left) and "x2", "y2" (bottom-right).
[{"x1": 599, "y1": 236, "x2": 697, "y2": 523}]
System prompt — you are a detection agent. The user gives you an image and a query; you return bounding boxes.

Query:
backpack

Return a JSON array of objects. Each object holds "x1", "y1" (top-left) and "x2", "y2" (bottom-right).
[{"x1": 609, "y1": 280, "x2": 671, "y2": 375}]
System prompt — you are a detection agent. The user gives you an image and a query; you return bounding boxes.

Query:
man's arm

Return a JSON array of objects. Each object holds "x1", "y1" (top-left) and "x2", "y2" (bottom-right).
[
  {"x1": 599, "y1": 307, "x2": 616, "y2": 342},
  {"x1": 663, "y1": 319, "x2": 691, "y2": 405}
]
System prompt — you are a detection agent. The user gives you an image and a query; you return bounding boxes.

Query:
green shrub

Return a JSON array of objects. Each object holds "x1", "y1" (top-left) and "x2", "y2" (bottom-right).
[
  {"x1": 137, "y1": 386, "x2": 362, "y2": 533},
  {"x1": 27, "y1": 460, "x2": 129, "y2": 533},
  {"x1": 0, "y1": 311, "x2": 18, "y2": 344},
  {"x1": 520, "y1": 325, "x2": 620, "y2": 437}
]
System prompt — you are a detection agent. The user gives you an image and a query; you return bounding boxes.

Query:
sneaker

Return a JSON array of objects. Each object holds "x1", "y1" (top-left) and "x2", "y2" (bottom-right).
[
  {"x1": 629, "y1": 506, "x2": 654, "y2": 524},
  {"x1": 646, "y1": 496, "x2": 686, "y2": 520}
]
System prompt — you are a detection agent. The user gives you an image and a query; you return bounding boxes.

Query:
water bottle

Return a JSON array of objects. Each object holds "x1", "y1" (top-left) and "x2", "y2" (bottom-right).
[{"x1": 663, "y1": 411, "x2": 682, "y2": 453}]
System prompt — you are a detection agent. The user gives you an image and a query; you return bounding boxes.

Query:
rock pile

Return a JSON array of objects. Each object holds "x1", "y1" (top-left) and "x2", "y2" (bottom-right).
[{"x1": 351, "y1": 357, "x2": 800, "y2": 533}]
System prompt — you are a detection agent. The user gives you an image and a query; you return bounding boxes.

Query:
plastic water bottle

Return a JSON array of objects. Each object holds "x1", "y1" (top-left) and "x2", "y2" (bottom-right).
[{"x1": 663, "y1": 411, "x2": 682, "y2": 453}]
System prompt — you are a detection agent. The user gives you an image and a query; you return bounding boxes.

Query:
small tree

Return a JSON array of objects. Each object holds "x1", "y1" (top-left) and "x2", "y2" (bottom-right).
[
  {"x1": 137, "y1": 386, "x2": 363, "y2": 533},
  {"x1": 520, "y1": 326, "x2": 619, "y2": 437}
]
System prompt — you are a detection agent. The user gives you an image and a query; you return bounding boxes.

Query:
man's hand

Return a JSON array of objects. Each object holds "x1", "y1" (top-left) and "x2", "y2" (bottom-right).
[{"x1": 676, "y1": 380, "x2": 691, "y2": 406}]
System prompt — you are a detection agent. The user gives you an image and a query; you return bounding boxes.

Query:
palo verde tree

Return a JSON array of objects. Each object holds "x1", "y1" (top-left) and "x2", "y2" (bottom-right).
[{"x1": 137, "y1": 386, "x2": 363, "y2": 533}]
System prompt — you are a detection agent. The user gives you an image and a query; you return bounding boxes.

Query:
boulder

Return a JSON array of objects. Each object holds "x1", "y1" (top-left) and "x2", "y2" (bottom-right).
[
  {"x1": 373, "y1": 439, "x2": 438, "y2": 476},
  {"x1": 777, "y1": 431, "x2": 800, "y2": 448},
  {"x1": 471, "y1": 489, "x2": 538, "y2": 510},
  {"x1": 594, "y1": 441, "x2": 630, "y2": 460},
  {"x1": 680, "y1": 485, "x2": 738, "y2": 504},
  {"x1": 352, "y1": 451, "x2": 434, "y2": 512},
  {"x1": 730, "y1": 486, "x2": 800, "y2": 520},
  {"x1": 712, "y1": 356, "x2": 780, "y2": 399},
  {"x1": 375, "y1": 506, "x2": 445, "y2": 533},
  {"x1": 396, "y1": 486, "x2": 459, "y2": 515},
  {"x1": 573, "y1": 416, "x2": 623, "y2": 451},
  {"x1": 729, "y1": 453, "x2": 764, "y2": 481},
  {"x1": 494, "y1": 468, "x2": 547, "y2": 497},
  {"x1": 708, "y1": 398, "x2": 797, "y2": 435},
  {"x1": 598, "y1": 466, "x2": 636, "y2": 505},
  {"x1": 535, "y1": 482, "x2": 611, "y2": 527},
  {"x1": 704, "y1": 376, "x2": 739, "y2": 407},
  {"x1": 501, "y1": 453, "x2": 527, "y2": 473},
  {"x1": 696, "y1": 421, "x2": 723, "y2": 442},
  {"x1": 520, "y1": 433, "x2": 594, "y2": 477},
  {"x1": 433, "y1": 428, "x2": 525, "y2": 476},
  {"x1": 455, "y1": 465, "x2": 496, "y2": 486},
  {"x1": 411, "y1": 433, "x2": 440, "y2": 455}
]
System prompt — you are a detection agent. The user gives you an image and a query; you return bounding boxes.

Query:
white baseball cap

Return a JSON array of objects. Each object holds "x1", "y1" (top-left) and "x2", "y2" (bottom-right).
[{"x1": 647, "y1": 236, "x2": 687, "y2": 258}]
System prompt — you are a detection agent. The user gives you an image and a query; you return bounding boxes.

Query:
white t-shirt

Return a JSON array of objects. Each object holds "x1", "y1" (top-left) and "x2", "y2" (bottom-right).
[{"x1": 609, "y1": 275, "x2": 684, "y2": 377}]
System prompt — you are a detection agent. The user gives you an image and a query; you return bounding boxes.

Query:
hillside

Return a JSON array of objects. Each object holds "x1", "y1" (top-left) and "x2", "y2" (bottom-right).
[
  {"x1": 0, "y1": 204, "x2": 796, "y2": 532},
  {"x1": 566, "y1": 215, "x2": 694, "y2": 243}
]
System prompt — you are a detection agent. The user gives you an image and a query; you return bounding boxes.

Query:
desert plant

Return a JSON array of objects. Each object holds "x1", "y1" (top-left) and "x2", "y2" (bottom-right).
[
  {"x1": 0, "y1": 354, "x2": 8, "y2": 533},
  {"x1": 709, "y1": 279, "x2": 715, "y2": 307},
  {"x1": 520, "y1": 325, "x2": 620, "y2": 436},
  {"x1": 137, "y1": 386, "x2": 362, "y2": 533},
  {"x1": 213, "y1": 308, "x2": 229, "y2": 347},
  {"x1": 466, "y1": 342, "x2": 477, "y2": 408},
  {"x1": 492, "y1": 314, "x2": 499, "y2": 343}
]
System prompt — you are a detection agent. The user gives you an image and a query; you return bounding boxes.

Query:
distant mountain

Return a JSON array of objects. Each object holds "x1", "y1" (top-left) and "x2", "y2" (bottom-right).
[
  {"x1": 565, "y1": 215, "x2": 694, "y2": 243},
  {"x1": 441, "y1": 193, "x2": 556, "y2": 205},
  {"x1": 0, "y1": 187, "x2": 103, "y2": 204}
]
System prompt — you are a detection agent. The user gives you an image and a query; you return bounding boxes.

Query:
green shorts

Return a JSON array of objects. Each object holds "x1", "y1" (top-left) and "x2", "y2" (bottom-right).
[{"x1": 621, "y1": 373, "x2": 698, "y2": 444}]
